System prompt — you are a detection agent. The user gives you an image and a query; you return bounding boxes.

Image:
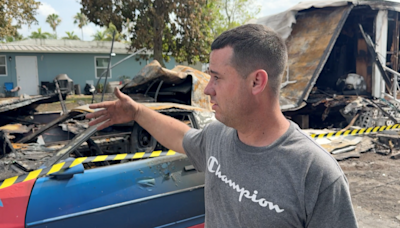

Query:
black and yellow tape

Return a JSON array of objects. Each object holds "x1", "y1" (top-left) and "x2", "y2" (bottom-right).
[
  {"x1": 310, "y1": 124, "x2": 400, "y2": 139},
  {"x1": 0, "y1": 150, "x2": 176, "y2": 190}
]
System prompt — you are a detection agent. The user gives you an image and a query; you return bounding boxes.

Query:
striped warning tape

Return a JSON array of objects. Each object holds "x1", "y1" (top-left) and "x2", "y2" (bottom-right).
[
  {"x1": 310, "y1": 124, "x2": 400, "y2": 139},
  {"x1": 0, "y1": 150, "x2": 176, "y2": 190}
]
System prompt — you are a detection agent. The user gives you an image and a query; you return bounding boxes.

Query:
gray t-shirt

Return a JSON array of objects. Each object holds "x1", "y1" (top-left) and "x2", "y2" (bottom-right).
[{"x1": 183, "y1": 120, "x2": 358, "y2": 228}]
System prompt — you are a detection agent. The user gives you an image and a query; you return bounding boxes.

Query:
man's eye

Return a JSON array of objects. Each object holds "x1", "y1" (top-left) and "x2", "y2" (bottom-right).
[{"x1": 214, "y1": 76, "x2": 219, "y2": 80}]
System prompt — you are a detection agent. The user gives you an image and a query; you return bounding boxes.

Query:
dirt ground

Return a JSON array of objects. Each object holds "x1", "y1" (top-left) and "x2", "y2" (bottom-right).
[
  {"x1": 340, "y1": 152, "x2": 400, "y2": 227},
  {"x1": 35, "y1": 96, "x2": 400, "y2": 227}
]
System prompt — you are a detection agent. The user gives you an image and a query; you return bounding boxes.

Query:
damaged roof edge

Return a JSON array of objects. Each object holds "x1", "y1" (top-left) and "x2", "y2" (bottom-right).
[
  {"x1": 359, "y1": 0, "x2": 400, "y2": 12},
  {"x1": 294, "y1": 5, "x2": 354, "y2": 112}
]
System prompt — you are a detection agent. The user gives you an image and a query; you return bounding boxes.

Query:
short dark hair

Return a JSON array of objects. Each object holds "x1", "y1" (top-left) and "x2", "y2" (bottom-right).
[{"x1": 211, "y1": 24, "x2": 287, "y2": 97}]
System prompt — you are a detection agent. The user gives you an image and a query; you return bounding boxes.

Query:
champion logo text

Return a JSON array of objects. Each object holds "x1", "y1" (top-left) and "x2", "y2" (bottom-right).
[{"x1": 207, "y1": 156, "x2": 284, "y2": 213}]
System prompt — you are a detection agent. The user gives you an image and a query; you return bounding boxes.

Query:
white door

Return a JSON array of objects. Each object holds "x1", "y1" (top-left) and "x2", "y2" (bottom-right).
[{"x1": 16, "y1": 56, "x2": 39, "y2": 95}]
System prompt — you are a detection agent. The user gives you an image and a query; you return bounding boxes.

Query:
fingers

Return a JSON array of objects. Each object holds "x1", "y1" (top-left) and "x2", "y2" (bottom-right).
[
  {"x1": 114, "y1": 87, "x2": 124, "y2": 100},
  {"x1": 86, "y1": 109, "x2": 107, "y2": 119},
  {"x1": 89, "y1": 100, "x2": 114, "y2": 109}
]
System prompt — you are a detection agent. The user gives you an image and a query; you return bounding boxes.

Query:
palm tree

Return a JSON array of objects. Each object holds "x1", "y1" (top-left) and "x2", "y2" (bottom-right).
[
  {"x1": 62, "y1": 31, "x2": 80, "y2": 40},
  {"x1": 73, "y1": 12, "x2": 88, "y2": 40},
  {"x1": 46, "y1": 14, "x2": 62, "y2": 38},
  {"x1": 104, "y1": 22, "x2": 123, "y2": 42},
  {"x1": 29, "y1": 28, "x2": 52, "y2": 39},
  {"x1": 92, "y1": 30, "x2": 106, "y2": 41},
  {"x1": 92, "y1": 23, "x2": 123, "y2": 42}
]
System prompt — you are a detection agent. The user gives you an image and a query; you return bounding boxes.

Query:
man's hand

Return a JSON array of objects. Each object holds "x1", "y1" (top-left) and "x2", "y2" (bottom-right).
[
  {"x1": 86, "y1": 87, "x2": 140, "y2": 130},
  {"x1": 86, "y1": 87, "x2": 190, "y2": 154}
]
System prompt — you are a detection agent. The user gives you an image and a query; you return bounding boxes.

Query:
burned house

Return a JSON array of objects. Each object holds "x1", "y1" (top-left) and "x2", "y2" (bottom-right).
[
  {"x1": 254, "y1": 0, "x2": 400, "y2": 129},
  {"x1": 0, "y1": 61, "x2": 214, "y2": 182}
]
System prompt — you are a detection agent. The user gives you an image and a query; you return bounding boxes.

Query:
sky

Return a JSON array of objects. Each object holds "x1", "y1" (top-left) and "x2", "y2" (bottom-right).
[
  {"x1": 19, "y1": 0, "x2": 400, "y2": 41},
  {"x1": 20, "y1": 0, "x2": 101, "y2": 41}
]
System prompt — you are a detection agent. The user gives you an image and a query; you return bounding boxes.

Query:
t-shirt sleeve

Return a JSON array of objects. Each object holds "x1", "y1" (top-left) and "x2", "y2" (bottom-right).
[
  {"x1": 306, "y1": 175, "x2": 358, "y2": 228},
  {"x1": 182, "y1": 126, "x2": 208, "y2": 172}
]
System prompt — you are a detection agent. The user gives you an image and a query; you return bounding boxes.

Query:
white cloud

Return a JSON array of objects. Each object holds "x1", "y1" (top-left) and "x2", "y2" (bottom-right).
[{"x1": 38, "y1": 2, "x2": 58, "y2": 17}]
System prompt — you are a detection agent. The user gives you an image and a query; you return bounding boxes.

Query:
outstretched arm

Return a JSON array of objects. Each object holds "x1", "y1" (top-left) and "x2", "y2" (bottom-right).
[{"x1": 86, "y1": 88, "x2": 191, "y2": 154}]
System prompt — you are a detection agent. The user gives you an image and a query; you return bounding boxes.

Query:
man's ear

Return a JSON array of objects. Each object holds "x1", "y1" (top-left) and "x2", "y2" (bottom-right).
[{"x1": 251, "y1": 70, "x2": 268, "y2": 95}]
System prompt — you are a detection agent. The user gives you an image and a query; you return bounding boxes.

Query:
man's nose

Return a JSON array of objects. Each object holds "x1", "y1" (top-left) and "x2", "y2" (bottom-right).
[{"x1": 204, "y1": 80, "x2": 215, "y2": 96}]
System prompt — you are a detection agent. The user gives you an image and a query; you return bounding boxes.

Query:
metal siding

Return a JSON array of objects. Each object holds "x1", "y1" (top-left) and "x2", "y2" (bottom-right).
[
  {"x1": 280, "y1": 6, "x2": 352, "y2": 111},
  {"x1": 0, "y1": 52, "x2": 175, "y2": 95},
  {"x1": 0, "y1": 54, "x2": 20, "y2": 90}
]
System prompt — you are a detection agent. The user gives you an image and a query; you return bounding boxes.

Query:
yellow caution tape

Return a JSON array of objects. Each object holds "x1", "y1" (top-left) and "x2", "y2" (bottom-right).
[
  {"x1": 310, "y1": 124, "x2": 400, "y2": 139},
  {"x1": 0, "y1": 150, "x2": 177, "y2": 190}
]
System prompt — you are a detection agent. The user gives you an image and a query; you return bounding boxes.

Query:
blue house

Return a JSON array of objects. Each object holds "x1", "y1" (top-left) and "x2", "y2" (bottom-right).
[{"x1": 0, "y1": 39, "x2": 176, "y2": 96}]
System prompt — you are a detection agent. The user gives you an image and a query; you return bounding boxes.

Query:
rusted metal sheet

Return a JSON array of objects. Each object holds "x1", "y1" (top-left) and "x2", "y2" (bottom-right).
[
  {"x1": 171, "y1": 65, "x2": 212, "y2": 111},
  {"x1": 122, "y1": 60, "x2": 212, "y2": 111},
  {"x1": 280, "y1": 6, "x2": 353, "y2": 111},
  {"x1": 0, "y1": 95, "x2": 60, "y2": 113}
]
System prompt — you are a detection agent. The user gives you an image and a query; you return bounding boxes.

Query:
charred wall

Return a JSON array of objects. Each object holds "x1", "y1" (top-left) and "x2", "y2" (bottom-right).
[{"x1": 284, "y1": 6, "x2": 387, "y2": 129}]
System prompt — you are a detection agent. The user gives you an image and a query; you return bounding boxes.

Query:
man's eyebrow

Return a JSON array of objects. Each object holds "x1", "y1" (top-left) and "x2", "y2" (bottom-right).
[{"x1": 209, "y1": 69, "x2": 220, "y2": 75}]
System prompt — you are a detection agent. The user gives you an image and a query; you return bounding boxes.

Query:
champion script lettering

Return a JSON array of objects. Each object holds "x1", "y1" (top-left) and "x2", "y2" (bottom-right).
[{"x1": 207, "y1": 156, "x2": 284, "y2": 213}]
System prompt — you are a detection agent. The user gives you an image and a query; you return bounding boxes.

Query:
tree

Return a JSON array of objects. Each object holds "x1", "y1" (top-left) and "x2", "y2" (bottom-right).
[
  {"x1": 105, "y1": 22, "x2": 123, "y2": 41},
  {"x1": 29, "y1": 28, "x2": 51, "y2": 39},
  {"x1": 0, "y1": 0, "x2": 40, "y2": 38},
  {"x1": 1, "y1": 29, "x2": 24, "y2": 43},
  {"x1": 92, "y1": 23, "x2": 123, "y2": 42},
  {"x1": 73, "y1": 12, "x2": 89, "y2": 40},
  {"x1": 62, "y1": 31, "x2": 80, "y2": 40},
  {"x1": 92, "y1": 30, "x2": 106, "y2": 41},
  {"x1": 212, "y1": 0, "x2": 260, "y2": 37},
  {"x1": 80, "y1": 0, "x2": 216, "y2": 67},
  {"x1": 46, "y1": 13, "x2": 62, "y2": 38}
]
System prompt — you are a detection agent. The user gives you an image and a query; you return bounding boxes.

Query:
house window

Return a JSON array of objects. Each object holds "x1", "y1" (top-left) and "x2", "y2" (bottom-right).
[
  {"x1": 0, "y1": 56, "x2": 7, "y2": 76},
  {"x1": 95, "y1": 57, "x2": 112, "y2": 79}
]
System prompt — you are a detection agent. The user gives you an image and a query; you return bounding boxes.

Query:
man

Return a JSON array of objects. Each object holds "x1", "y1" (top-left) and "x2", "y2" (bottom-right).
[{"x1": 86, "y1": 24, "x2": 358, "y2": 227}]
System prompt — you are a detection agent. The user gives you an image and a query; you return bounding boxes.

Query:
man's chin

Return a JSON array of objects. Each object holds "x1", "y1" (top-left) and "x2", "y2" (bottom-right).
[{"x1": 215, "y1": 114, "x2": 227, "y2": 125}]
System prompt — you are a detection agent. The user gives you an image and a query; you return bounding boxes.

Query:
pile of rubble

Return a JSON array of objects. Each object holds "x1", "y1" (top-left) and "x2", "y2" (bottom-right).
[{"x1": 303, "y1": 96, "x2": 400, "y2": 161}]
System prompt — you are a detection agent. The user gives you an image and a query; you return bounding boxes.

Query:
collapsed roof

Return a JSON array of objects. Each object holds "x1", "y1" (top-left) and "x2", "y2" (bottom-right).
[
  {"x1": 121, "y1": 60, "x2": 212, "y2": 111},
  {"x1": 252, "y1": 0, "x2": 400, "y2": 111}
]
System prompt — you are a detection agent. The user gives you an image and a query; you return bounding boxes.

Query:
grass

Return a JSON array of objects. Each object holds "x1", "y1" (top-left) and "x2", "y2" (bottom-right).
[{"x1": 35, "y1": 94, "x2": 116, "y2": 112}]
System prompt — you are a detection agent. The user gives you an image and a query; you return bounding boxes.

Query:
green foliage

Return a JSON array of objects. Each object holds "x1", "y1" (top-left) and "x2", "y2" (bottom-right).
[
  {"x1": 73, "y1": 12, "x2": 89, "y2": 40},
  {"x1": 92, "y1": 22, "x2": 123, "y2": 41},
  {"x1": 212, "y1": 0, "x2": 261, "y2": 38},
  {"x1": 80, "y1": 0, "x2": 216, "y2": 66},
  {"x1": 0, "y1": 0, "x2": 40, "y2": 38},
  {"x1": 118, "y1": 75, "x2": 130, "y2": 81},
  {"x1": 62, "y1": 31, "x2": 80, "y2": 40},
  {"x1": 92, "y1": 30, "x2": 106, "y2": 41},
  {"x1": 96, "y1": 83, "x2": 103, "y2": 93},
  {"x1": 1, "y1": 30, "x2": 24, "y2": 43},
  {"x1": 29, "y1": 28, "x2": 52, "y2": 39},
  {"x1": 46, "y1": 14, "x2": 62, "y2": 37}
]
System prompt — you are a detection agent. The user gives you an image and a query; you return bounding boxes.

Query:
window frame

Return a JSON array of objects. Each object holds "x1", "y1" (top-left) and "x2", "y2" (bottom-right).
[
  {"x1": 0, "y1": 56, "x2": 7, "y2": 76},
  {"x1": 94, "y1": 56, "x2": 112, "y2": 79}
]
